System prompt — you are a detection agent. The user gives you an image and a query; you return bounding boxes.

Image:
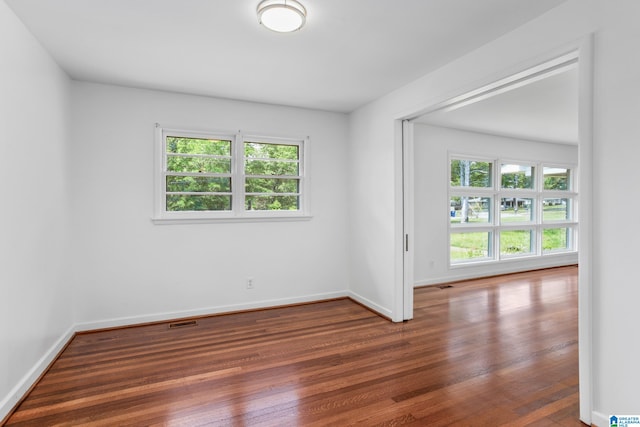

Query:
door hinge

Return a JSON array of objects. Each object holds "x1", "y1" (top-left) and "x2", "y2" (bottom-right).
[{"x1": 405, "y1": 234, "x2": 409, "y2": 252}]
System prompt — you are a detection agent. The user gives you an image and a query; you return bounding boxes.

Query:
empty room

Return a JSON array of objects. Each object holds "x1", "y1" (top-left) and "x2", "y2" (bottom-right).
[{"x1": 1, "y1": 1, "x2": 639, "y2": 426}]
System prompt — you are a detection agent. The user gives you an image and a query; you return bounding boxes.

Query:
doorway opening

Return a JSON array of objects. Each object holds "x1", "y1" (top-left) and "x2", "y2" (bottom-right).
[{"x1": 399, "y1": 44, "x2": 593, "y2": 423}]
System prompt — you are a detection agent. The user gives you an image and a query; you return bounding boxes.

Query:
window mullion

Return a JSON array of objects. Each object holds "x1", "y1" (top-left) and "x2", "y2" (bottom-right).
[
  {"x1": 158, "y1": 127, "x2": 167, "y2": 218},
  {"x1": 232, "y1": 132, "x2": 244, "y2": 216},
  {"x1": 165, "y1": 172, "x2": 232, "y2": 178}
]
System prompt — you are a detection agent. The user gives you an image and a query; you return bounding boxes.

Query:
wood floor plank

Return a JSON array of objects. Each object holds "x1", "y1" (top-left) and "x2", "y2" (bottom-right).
[{"x1": 4, "y1": 266, "x2": 585, "y2": 426}]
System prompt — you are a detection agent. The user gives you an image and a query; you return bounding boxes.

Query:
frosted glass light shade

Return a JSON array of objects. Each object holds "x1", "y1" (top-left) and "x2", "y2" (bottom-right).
[{"x1": 257, "y1": 0, "x2": 307, "y2": 33}]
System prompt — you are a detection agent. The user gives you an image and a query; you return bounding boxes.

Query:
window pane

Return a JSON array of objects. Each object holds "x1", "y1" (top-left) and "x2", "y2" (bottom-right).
[
  {"x1": 244, "y1": 141, "x2": 302, "y2": 211},
  {"x1": 246, "y1": 195, "x2": 300, "y2": 211},
  {"x1": 245, "y1": 142, "x2": 299, "y2": 160},
  {"x1": 166, "y1": 194, "x2": 231, "y2": 211},
  {"x1": 450, "y1": 232, "x2": 491, "y2": 262},
  {"x1": 245, "y1": 159, "x2": 299, "y2": 176},
  {"x1": 544, "y1": 167, "x2": 570, "y2": 190},
  {"x1": 166, "y1": 176, "x2": 231, "y2": 193},
  {"x1": 543, "y1": 228, "x2": 570, "y2": 252},
  {"x1": 501, "y1": 164, "x2": 534, "y2": 189},
  {"x1": 167, "y1": 156, "x2": 230, "y2": 174},
  {"x1": 245, "y1": 178, "x2": 299, "y2": 194},
  {"x1": 500, "y1": 230, "x2": 533, "y2": 256},
  {"x1": 450, "y1": 196, "x2": 491, "y2": 224},
  {"x1": 166, "y1": 136, "x2": 231, "y2": 156},
  {"x1": 450, "y1": 159, "x2": 492, "y2": 188},
  {"x1": 543, "y1": 198, "x2": 570, "y2": 221},
  {"x1": 500, "y1": 198, "x2": 533, "y2": 223}
]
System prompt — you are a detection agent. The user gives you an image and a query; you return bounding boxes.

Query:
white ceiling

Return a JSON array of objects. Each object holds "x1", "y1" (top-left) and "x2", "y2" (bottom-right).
[
  {"x1": 415, "y1": 65, "x2": 579, "y2": 144},
  {"x1": 5, "y1": 0, "x2": 566, "y2": 113}
]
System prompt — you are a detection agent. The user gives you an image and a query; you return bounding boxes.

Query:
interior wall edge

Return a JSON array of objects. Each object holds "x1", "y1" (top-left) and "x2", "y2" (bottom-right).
[
  {"x1": 590, "y1": 411, "x2": 607, "y2": 427},
  {"x1": 347, "y1": 291, "x2": 393, "y2": 321},
  {"x1": 0, "y1": 324, "x2": 76, "y2": 423}
]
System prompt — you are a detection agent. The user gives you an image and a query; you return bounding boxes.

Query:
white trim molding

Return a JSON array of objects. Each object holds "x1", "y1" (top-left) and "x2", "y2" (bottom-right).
[
  {"x1": 153, "y1": 125, "x2": 311, "y2": 223},
  {"x1": 348, "y1": 291, "x2": 393, "y2": 320},
  {"x1": 591, "y1": 411, "x2": 608, "y2": 427},
  {"x1": 0, "y1": 325, "x2": 76, "y2": 422},
  {"x1": 74, "y1": 291, "x2": 349, "y2": 332}
]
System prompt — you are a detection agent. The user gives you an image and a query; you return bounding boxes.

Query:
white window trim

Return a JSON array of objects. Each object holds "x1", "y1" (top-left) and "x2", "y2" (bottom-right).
[
  {"x1": 152, "y1": 125, "x2": 311, "y2": 224},
  {"x1": 448, "y1": 153, "x2": 578, "y2": 267}
]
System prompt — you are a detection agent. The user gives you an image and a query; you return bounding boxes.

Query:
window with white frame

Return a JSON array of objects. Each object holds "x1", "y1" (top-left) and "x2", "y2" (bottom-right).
[
  {"x1": 449, "y1": 156, "x2": 577, "y2": 265},
  {"x1": 154, "y1": 126, "x2": 308, "y2": 222}
]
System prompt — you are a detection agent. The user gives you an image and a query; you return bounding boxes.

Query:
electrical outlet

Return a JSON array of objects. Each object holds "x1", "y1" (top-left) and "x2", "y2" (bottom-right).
[{"x1": 246, "y1": 277, "x2": 254, "y2": 289}]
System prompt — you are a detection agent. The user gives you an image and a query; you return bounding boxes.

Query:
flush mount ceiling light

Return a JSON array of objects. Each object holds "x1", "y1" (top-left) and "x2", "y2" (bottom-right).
[{"x1": 257, "y1": 0, "x2": 307, "y2": 33}]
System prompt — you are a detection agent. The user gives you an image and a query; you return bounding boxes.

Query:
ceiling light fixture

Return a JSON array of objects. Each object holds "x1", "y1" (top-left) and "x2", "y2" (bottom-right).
[{"x1": 257, "y1": 0, "x2": 307, "y2": 33}]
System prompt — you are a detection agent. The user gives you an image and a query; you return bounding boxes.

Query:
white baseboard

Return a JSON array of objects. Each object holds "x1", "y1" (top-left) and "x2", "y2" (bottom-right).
[
  {"x1": 0, "y1": 324, "x2": 76, "y2": 422},
  {"x1": 74, "y1": 291, "x2": 349, "y2": 332},
  {"x1": 591, "y1": 411, "x2": 610, "y2": 427},
  {"x1": 414, "y1": 257, "x2": 578, "y2": 287},
  {"x1": 347, "y1": 291, "x2": 393, "y2": 319}
]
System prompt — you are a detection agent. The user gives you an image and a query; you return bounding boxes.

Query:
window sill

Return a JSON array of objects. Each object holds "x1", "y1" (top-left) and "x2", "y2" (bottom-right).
[
  {"x1": 449, "y1": 250, "x2": 578, "y2": 269},
  {"x1": 151, "y1": 214, "x2": 313, "y2": 225}
]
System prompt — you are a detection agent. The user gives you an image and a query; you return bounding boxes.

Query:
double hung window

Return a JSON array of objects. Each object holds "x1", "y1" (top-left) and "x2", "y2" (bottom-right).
[
  {"x1": 449, "y1": 156, "x2": 577, "y2": 265},
  {"x1": 154, "y1": 127, "x2": 308, "y2": 222}
]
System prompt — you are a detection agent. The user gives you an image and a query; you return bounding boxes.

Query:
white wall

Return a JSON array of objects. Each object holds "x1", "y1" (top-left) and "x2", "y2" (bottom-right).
[
  {"x1": 69, "y1": 82, "x2": 350, "y2": 329},
  {"x1": 591, "y1": 0, "x2": 640, "y2": 420},
  {"x1": 348, "y1": 105, "x2": 401, "y2": 319},
  {"x1": 349, "y1": 0, "x2": 640, "y2": 422},
  {"x1": 413, "y1": 124, "x2": 579, "y2": 285},
  {"x1": 0, "y1": 0, "x2": 73, "y2": 417}
]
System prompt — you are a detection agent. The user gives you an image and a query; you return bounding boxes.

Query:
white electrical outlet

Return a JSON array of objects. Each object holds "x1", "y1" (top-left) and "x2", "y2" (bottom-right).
[{"x1": 246, "y1": 277, "x2": 254, "y2": 289}]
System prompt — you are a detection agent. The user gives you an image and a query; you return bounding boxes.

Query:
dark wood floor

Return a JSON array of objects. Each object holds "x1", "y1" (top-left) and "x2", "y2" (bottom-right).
[{"x1": 5, "y1": 266, "x2": 583, "y2": 426}]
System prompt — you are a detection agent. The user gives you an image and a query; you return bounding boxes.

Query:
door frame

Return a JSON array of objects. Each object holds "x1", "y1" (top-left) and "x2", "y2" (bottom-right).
[
  {"x1": 397, "y1": 36, "x2": 593, "y2": 423},
  {"x1": 402, "y1": 119, "x2": 414, "y2": 320}
]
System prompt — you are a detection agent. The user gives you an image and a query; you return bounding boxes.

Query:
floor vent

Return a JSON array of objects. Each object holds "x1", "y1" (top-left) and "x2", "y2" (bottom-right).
[
  {"x1": 438, "y1": 285, "x2": 454, "y2": 289},
  {"x1": 169, "y1": 320, "x2": 198, "y2": 329}
]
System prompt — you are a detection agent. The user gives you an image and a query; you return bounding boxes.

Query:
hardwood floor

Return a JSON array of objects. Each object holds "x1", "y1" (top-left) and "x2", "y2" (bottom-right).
[{"x1": 4, "y1": 266, "x2": 583, "y2": 426}]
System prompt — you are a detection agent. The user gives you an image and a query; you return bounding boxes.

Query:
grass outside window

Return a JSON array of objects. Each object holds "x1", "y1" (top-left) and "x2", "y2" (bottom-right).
[{"x1": 450, "y1": 232, "x2": 491, "y2": 263}]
